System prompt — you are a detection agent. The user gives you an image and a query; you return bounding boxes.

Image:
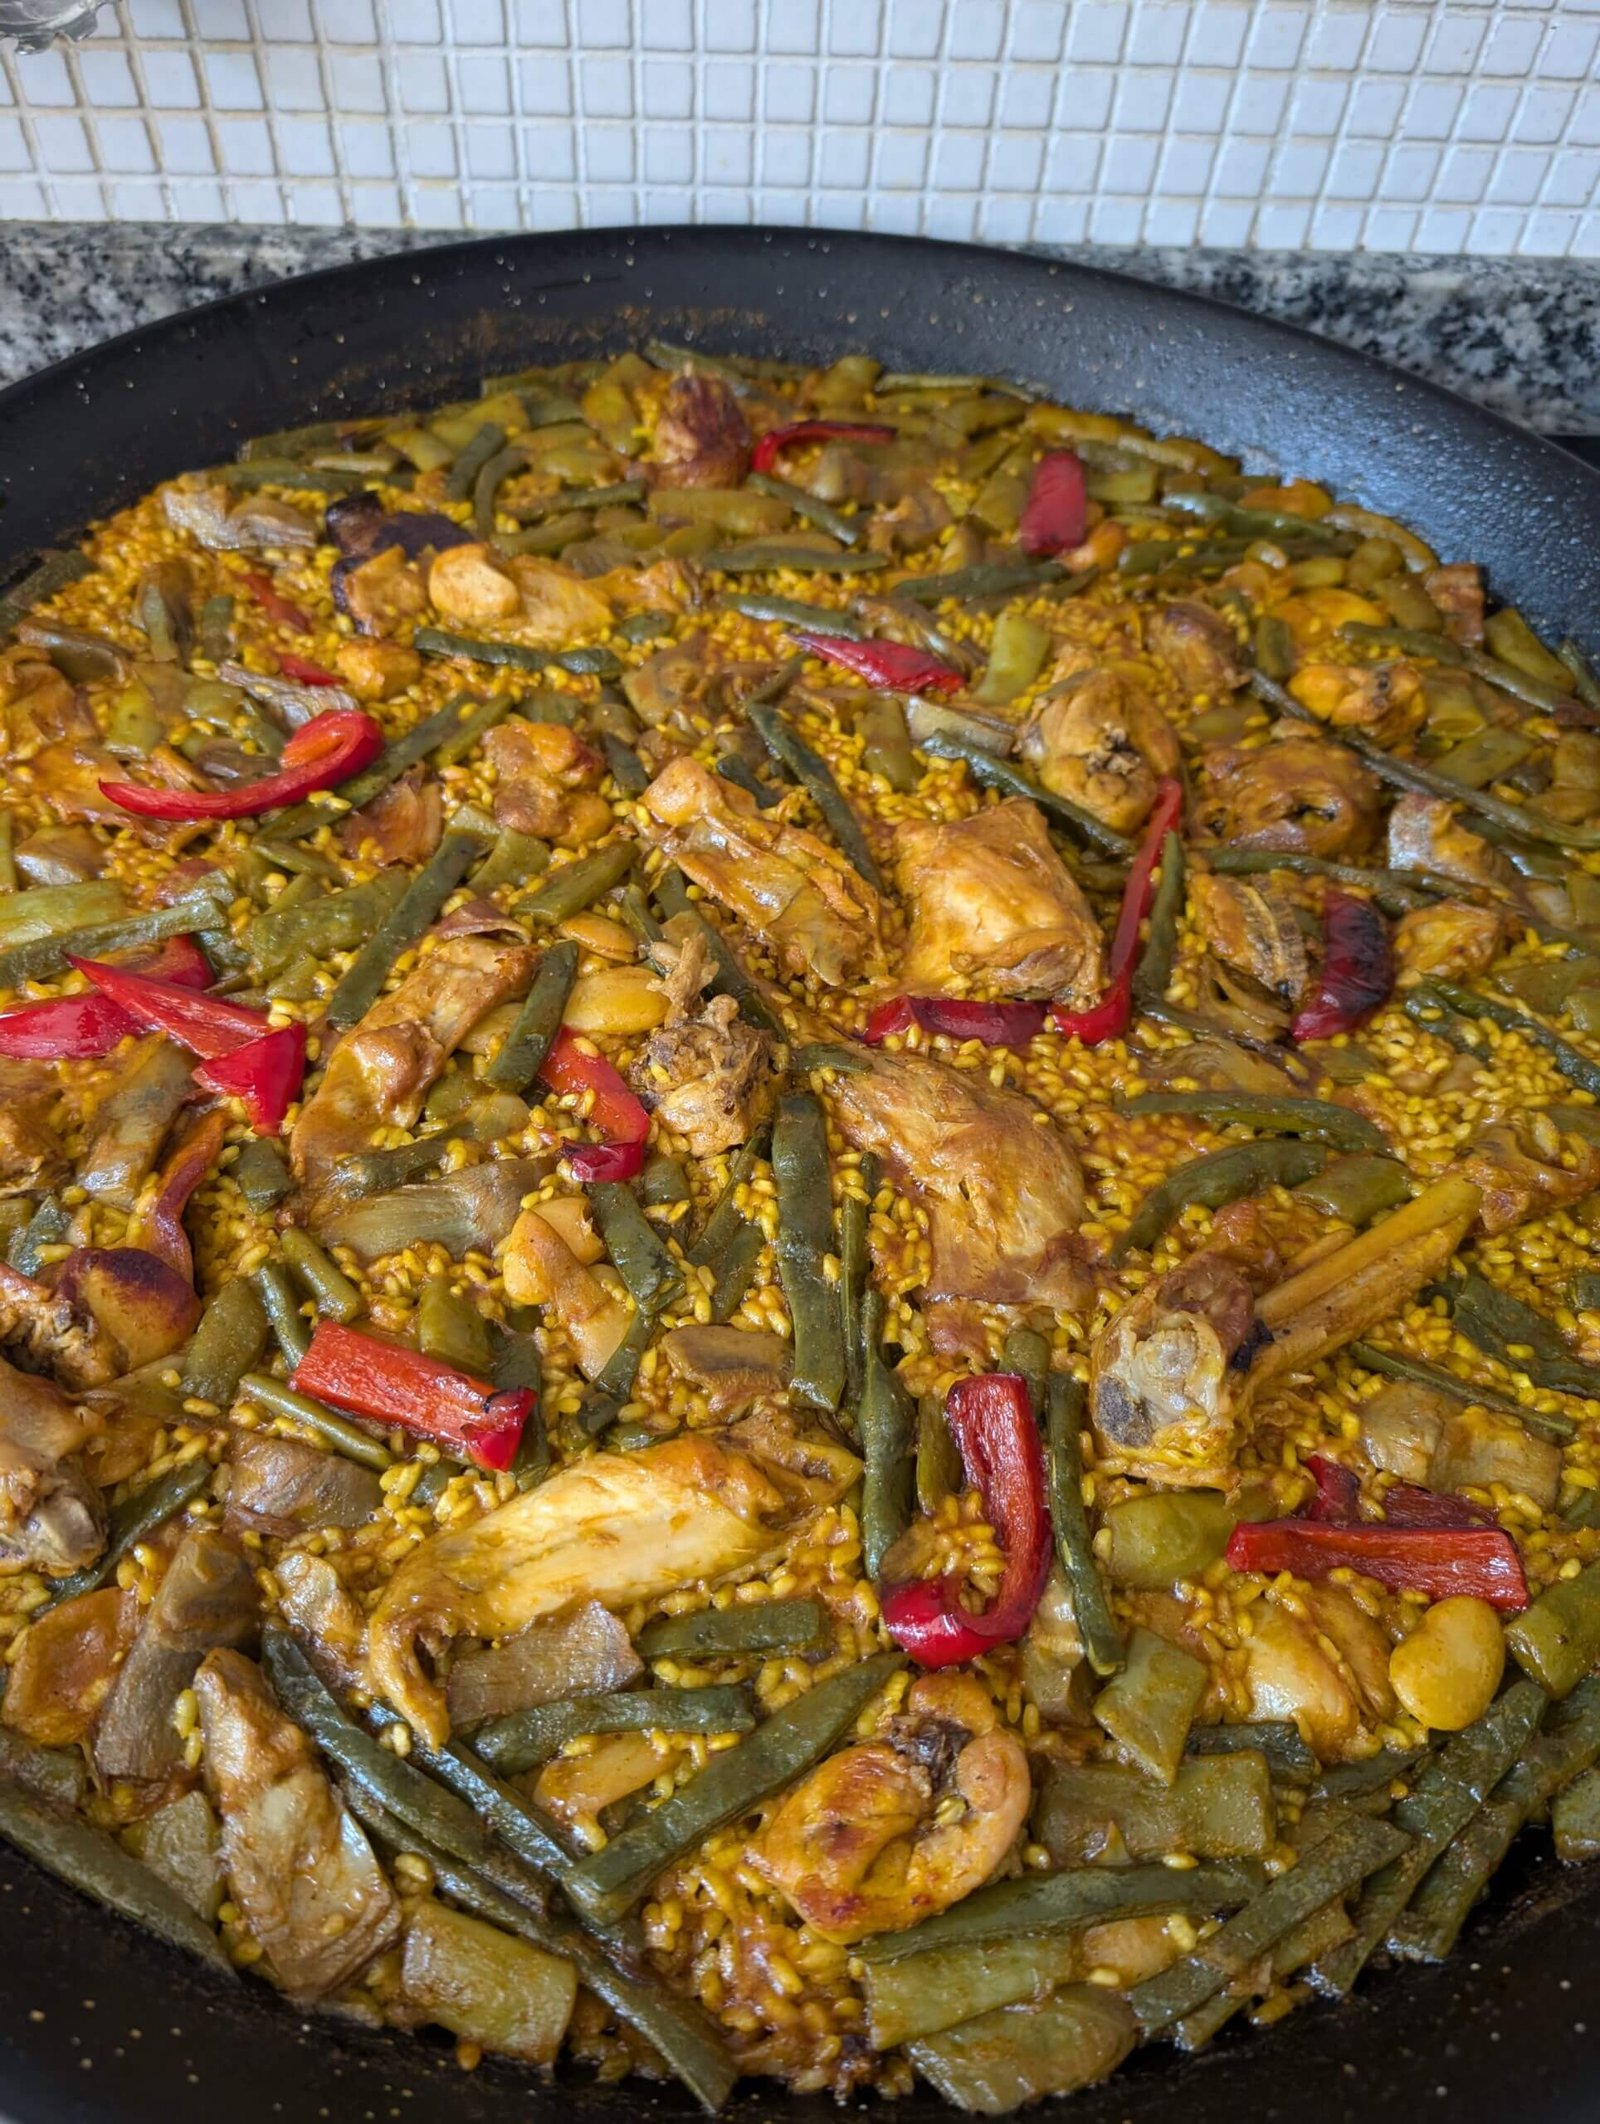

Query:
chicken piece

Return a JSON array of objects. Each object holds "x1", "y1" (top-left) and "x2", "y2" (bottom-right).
[
  {"x1": 1243, "y1": 1584, "x2": 1395, "y2": 1761},
  {"x1": 1454, "y1": 1114, "x2": 1600, "y2": 1235},
  {"x1": 659, "y1": 1324, "x2": 792, "y2": 1417},
  {"x1": 224, "y1": 1434, "x2": 382, "y2": 1540},
  {"x1": 865, "y1": 482, "x2": 954, "y2": 558},
  {"x1": 1392, "y1": 900, "x2": 1508, "y2": 985},
  {"x1": 0, "y1": 649, "x2": 87, "y2": 745},
  {"x1": 291, "y1": 935, "x2": 538, "y2": 1195},
  {"x1": 2, "y1": 1588, "x2": 136, "y2": 1746},
  {"x1": 501, "y1": 1207, "x2": 631, "y2": 1380},
  {"x1": 338, "y1": 545, "x2": 430, "y2": 636},
  {"x1": 273, "y1": 1551, "x2": 370, "y2": 1696},
  {"x1": 1196, "y1": 734, "x2": 1382, "y2": 858},
  {"x1": 0, "y1": 1262, "x2": 119, "y2": 1390},
  {"x1": 0, "y1": 1062, "x2": 67, "y2": 1197},
  {"x1": 162, "y1": 480, "x2": 317, "y2": 552},
  {"x1": 196, "y1": 1647, "x2": 400, "y2": 2002},
  {"x1": 483, "y1": 717, "x2": 612, "y2": 846},
  {"x1": 504, "y1": 556, "x2": 614, "y2": 647},
  {"x1": 1290, "y1": 660, "x2": 1427, "y2": 750},
  {"x1": 1145, "y1": 601, "x2": 1244, "y2": 701},
  {"x1": 1090, "y1": 1248, "x2": 1260, "y2": 1487},
  {"x1": 368, "y1": 1434, "x2": 854, "y2": 1745},
  {"x1": 633, "y1": 925, "x2": 777, "y2": 1155},
  {"x1": 621, "y1": 633, "x2": 713, "y2": 733},
  {"x1": 1019, "y1": 670, "x2": 1181, "y2": 835},
  {"x1": 1425, "y1": 563, "x2": 1484, "y2": 647},
  {"x1": 0, "y1": 1358, "x2": 103, "y2": 1575},
  {"x1": 334, "y1": 638, "x2": 422, "y2": 702},
  {"x1": 751, "y1": 1674, "x2": 1029, "y2": 1945},
  {"x1": 827, "y1": 1049, "x2": 1087, "y2": 1308},
  {"x1": 446, "y1": 1600, "x2": 642, "y2": 1729},
  {"x1": 428, "y1": 542, "x2": 521, "y2": 625},
  {"x1": 1386, "y1": 792, "x2": 1509, "y2": 889},
  {"x1": 337, "y1": 764, "x2": 443, "y2": 866},
  {"x1": 1189, "y1": 872, "x2": 1309, "y2": 1009},
  {"x1": 652, "y1": 372, "x2": 751, "y2": 488},
  {"x1": 95, "y1": 1528, "x2": 257, "y2": 1783},
  {"x1": 639, "y1": 755, "x2": 886, "y2": 988},
  {"x1": 55, "y1": 1247, "x2": 201, "y2": 1373},
  {"x1": 76, "y1": 1035, "x2": 193, "y2": 1210},
  {"x1": 893, "y1": 799, "x2": 1106, "y2": 1005}
]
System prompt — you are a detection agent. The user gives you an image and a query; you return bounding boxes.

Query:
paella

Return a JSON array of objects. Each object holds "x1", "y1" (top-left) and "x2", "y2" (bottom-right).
[{"x1": 0, "y1": 341, "x2": 1599, "y2": 2113}]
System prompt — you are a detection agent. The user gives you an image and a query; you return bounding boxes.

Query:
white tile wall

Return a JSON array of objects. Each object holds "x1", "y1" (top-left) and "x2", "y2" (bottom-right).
[{"x1": 0, "y1": 0, "x2": 1596, "y2": 254}]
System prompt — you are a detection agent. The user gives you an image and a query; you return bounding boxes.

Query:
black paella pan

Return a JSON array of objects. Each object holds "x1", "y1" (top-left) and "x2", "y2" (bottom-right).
[{"x1": 0, "y1": 225, "x2": 1597, "y2": 2124}]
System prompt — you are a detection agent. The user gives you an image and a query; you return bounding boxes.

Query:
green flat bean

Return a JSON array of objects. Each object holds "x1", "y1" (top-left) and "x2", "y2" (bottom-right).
[
  {"x1": 590, "y1": 1301, "x2": 659, "y2": 1403},
  {"x1": 0, "y1": 886, "x2": 229, "y2": 989},
  {"x1": 710, "y1": 1220, "x2": 765, "y2": 1324},
  {"x1": 747, "y1": 701, "x2": 882, "y2": 888},
  {"x1": 485, "y1": 938, "x2": 578, "y2": 1091},
  {"x1": 253, "y1": 1260, "x2": 311, "y2": 1368},
  {"x1": 1047, "y1": 1375, "x2": 1124, "y2": 1677},
  {"x1": 443, "y1": 420, "x2": 506, "y2": 502},
  {"x1": 916, "y1": 1391, "x2": 962, "y2": 1512},
  {"x1": 1559, "y1": 637, "x2": 1600, "y2": 713},
  {"x1": 636, "y1": 1598, "x2": 828, "y2": 1662},
  {"x1": 858, "y1": 1289, "x2": 915, "y2": 1577},
  {"x1": 181, "y1": 1279, "x2": 269, "y2": 1407},
  {"x1": 893, "y1": 558, "x2": 1062, "y2": 604},
  {"x1": 1114, "y1": 1138, "x2": 1326, "y2": 1263},
  {"x1": 716, "y1": 590, "x2": 864, "y2": 637},
  {"x1": 714, "y1": 753, "x2": 781, "y2": 808},
  {"x1": 326, "y1": 828, "x2": 486, "y2": 1030},
  {"x1": 278, "y1": 1227, "x2": 363, "y2": 1324},
  {"x1": 746, "y1": 470, "x2": 860, "y2": 545},
  {"x1": 1451, "y1": 1269, "x2": 1600, "y2": 1401},
  {"x1": 518, "y1": 841, "x2": 635, "y2": 927},
  {"x1": 915, "y1": 728, "x2": 1134, "y2": 857},
  {"x1": 232, "y1": 1137, "x2": 292, "y2": 1216},
  {"x1": 601, "y1": 733, "x2": 650, "y2": 796},
  {"x1": 470, "y1": 826, "x2": 550, "y2": 899},
  {"x1": 240, "y1": 1372, "x2": 393, "y2": 1472},
  {"x1": 1506, "y1": 1560, "x2": 1600, "y2": 1698},
  {"x1": 1293, "y1": 1152, "x2": 1413, "y2": 1225},
  {"x1": 562, "y1": 1653, "x2": 902, "y2": 1925},
  {"x1": 1311, "y1": 1681, "x2": 1547, "y2": 1998},
  {"x1": 1093, "y1": 1625, "x2": 1208, "y2": 1785},
  {"x1": 416, "y1": 1278, "x2": 492, "y2": 1374},
  {"x1": 270, "y1": 696, "x2": 478, "y2": 841},
  {"x1": 1118, "y1": 1090, "x2": 1388, "y2": 1150},
  {"x1": 1416, "y1": 978, "x2": 1600, "y2": 1099},
  {"x1": 1188, "y1": 1720, "x2": 1318, "y2": 1785},
  {"x1": 771, "y1": 1092, "x2": 844, "y2": 1412},
  {"x1": 1037, "y1": 1754, "x2": 1277, "y2": 1864},
  {"x1": 909, "y1": 1987, "x2": 1137, "y2": 2114},
  {"x1": 42, "y1": 1456, "x2": 212, "y2": 1610},
  {"x1": 588, "y1": 1180, "x2": 681, "y2": 1311},
  {"x1": 414, "y1": 625, "x2": 621, "y2": 679},
  {"x1": 1347, "y1": 1339, "x2": 1575, "y2": 1444},
  {"x1": 687, "y1": 1131, "x2": 770, "y2": 1270},
  {"x1": 8, "y1": 1198, "x2": 70, "y2": 1278},
  {"x1": 1132, "y1": 831, "x2": 1185, "y2": 1008},
  {"x1": 702, "y1": 542, "x2": 883, "y2": 574},
  {"x1": 839, "y1": 1152, "x2": 878, "y2": 1408},
  {"x1": 430, "y1": 694, "x2": 514, "y2": 769},
  {"x1": 472, "y1": 1687, "x2": 756, "y2": 1774},
  {"x1": 0, "y1": 1777, "x2": 229, "y2": 1972},
  {"x1": 1001, "y1": 1326, "x2": 1049, "y2": 1417},
  {"x1": 859, "y1": 1857, "x2": 1262, "y2": 1963},
  {"x1": 858, "y1": 696, "x2": 919, "y2": 793}
]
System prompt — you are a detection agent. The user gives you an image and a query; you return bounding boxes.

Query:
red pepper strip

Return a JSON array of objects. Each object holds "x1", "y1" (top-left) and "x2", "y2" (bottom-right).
[
  {"x1": 863, "y1": 996, "x2": 1046, "y2": 1049},
  {"x1": 1051, "y1": 776, "x2": 1184, "y2": 1046},
  {"x1": 276, "y1": 652, "x2": 342, "y2": 686},
  {"x1": 789, "y1": 631, "x2": 963, "y2": 696},
  {"x1": 69, "y1": 956, "x2": 269, "y2": 1061},
  {"x1": 293, "y1": 1320, "x2": 532, "y2": 1474},
  {"x1": 242, "y1": 568, "x2": 314, "y2": 636},
  {"x1": 194, "y1": 1022, "x2": 307, "y2": 1137},
  {"x1": 1382, "y1": 1483, "x2": 1497, "y2": 1531},
  {"x1": 880, "y1": 1372, "x2": 1053, "y2": 1666},
  {"x1": 750, "y1": 420, "x2": 896, "y2": 474},
  {"x1": 100, "y1": 707, "x2": 385, "y2": 822},
  {"x1": 1305, "y1": 1453, "x2": 1362, "y2": 1523},
  {"x1": 1225, "y1": 1518, "x2": 1529, "y2": 1612},
  {"x1": 132, "y1": 1109, "x2": 228, "y2": 1282},
  {"x1": 538, "y1": 1025, "x2": 650, "y2": 1183},
  {"x1": 120, "y1": 934, "x2": 215, "y2": 988},
  {"x1": 1018, "y1": 449, "x2": 1088, "y2": 557},
  {"x1": 0, "y1": 935, "x2": 216, "y2": 1061},
  {"x1": 1292, "y1": 888, "x2": 1394, "y2": 1043}
]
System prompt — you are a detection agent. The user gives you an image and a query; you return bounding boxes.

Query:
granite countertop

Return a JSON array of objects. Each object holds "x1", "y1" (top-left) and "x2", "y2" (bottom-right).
[{"x1": 1, "y1": 221, "x2": 1596, "y2": 436}]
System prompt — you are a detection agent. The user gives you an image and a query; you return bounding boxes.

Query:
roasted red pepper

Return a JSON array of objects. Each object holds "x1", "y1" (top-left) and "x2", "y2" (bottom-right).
[
  {"x1": 1018, "y1": 450, "x2": 1088, "y2": 557},
  {"x1": 194, "y1": 1022, "x2": 307, "y2": 1136},
  {"x1": 1051, "y1": 776, "x2": 1183, "y2": 1046},
  {"x1": 863, "y1": 996, "x2": 1046, "y2": 1049},
  {"x1": 880, "y1": 1372, "x2": 1053, "y2": 1666},
  {"x1": 750, "y1": 420, "x2": 896, "y2": 474},
  {"x1": 1225, "y1": 1518, "x2": 1529, "y2": 1611},
  {"x1": 0, "y1": 935, "x2": 217, "y2": 1061},
  {"x1": 1302, "y1": 1452, "x2": 1492, "y2": 1532},
  {"x1": 789, "y1": 631, "x2": 963, "y2": 696},
  {"x1": 69, "y1": 956, "x2": 270, "y2": 1061},
  {"x1": 293, "y1": 1320, "x2": 533, "y2": 1474},
  {"x1": 101, "y1": 707, "x2": 384, "y2": 822},
  {"x1": 242, "y1": 569, "x2": 314, "y2": 636},
  {"x1": 1292, "y1": 888, "x2": 1393, "y2": 1042},
  {"x1": 538, "y1": 1026, "x2": 651, "y2": 1182},
  {"x1": 276, "y1": 652, "x2": 342, "y2": 686},
  {"x1": 1304, "y1": 1452, "x2": 1362, "y2": 1523}
]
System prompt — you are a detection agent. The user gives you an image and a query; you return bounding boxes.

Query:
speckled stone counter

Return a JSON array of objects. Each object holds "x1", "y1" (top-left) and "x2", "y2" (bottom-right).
[{"x1": 1, "y1": 222, "x2": 1596, "y2": 434}]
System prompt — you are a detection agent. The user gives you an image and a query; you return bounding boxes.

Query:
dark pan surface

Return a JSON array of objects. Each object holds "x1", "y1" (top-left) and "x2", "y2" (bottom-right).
[{"x1": 0, "y1": 226, "x2": 1598, "y2": 2123}]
